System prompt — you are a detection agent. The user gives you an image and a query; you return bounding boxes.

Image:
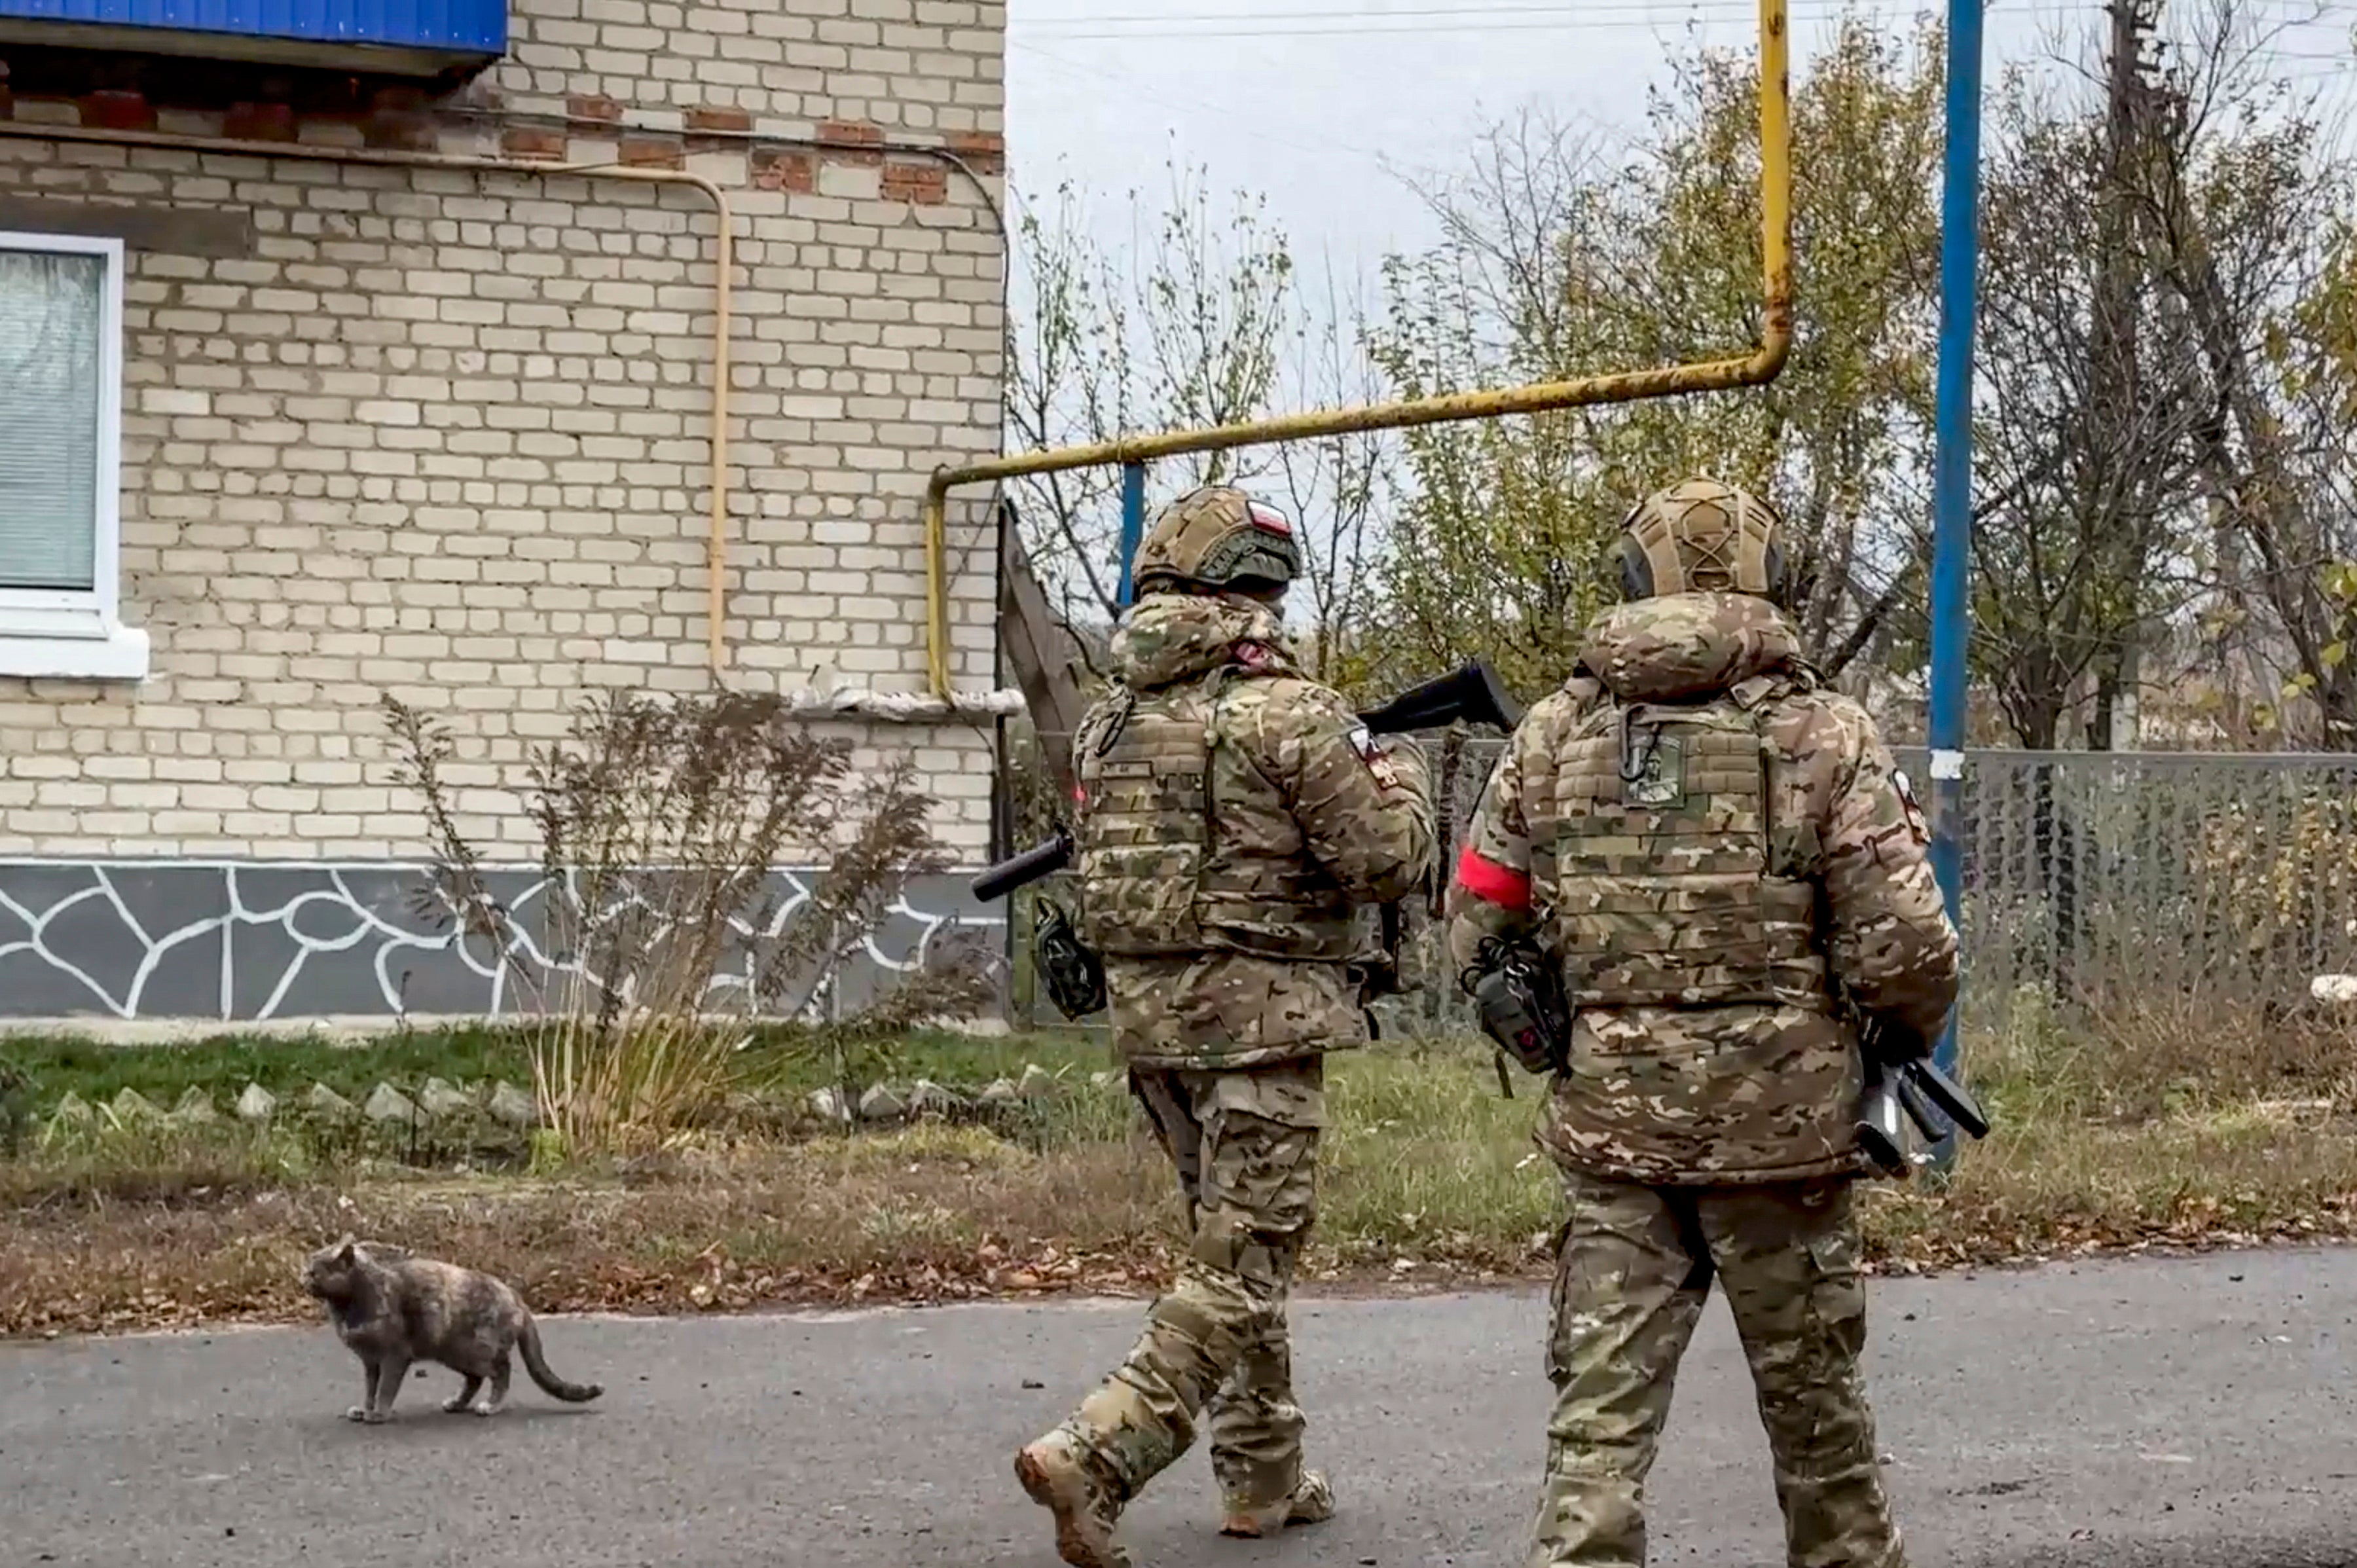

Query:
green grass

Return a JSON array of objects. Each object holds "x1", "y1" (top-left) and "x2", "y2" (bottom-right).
[
  {"x1": 0, "y1": 1027, "x2": 530, "y2": 1112},
  {"x1": 746, "y1": 1028, "x2": 1116, "y2": 1097},
  {"x1": 9, "y1": 995, "x2": 2357, "y2": 1338},
  {"x1": 0, "y1": 1025, "x2": 1120, "y2": 1120},
  {"x1": 1323, "y1": 1037, "x2": 1555, "y2": 1258}
]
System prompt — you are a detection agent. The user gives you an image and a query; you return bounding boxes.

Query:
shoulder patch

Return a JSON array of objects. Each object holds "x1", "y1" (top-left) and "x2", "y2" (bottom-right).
[
  {"x1": 1891, "y1": 767, "x2": 1929, "y2": 845},
  {"x1": 1347, "y1": 721, "x2": 1406, "y2": 792}
]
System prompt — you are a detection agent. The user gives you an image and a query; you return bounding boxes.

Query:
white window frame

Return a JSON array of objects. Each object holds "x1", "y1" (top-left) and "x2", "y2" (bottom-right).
[{"x1": 0, "y1": 230, "x2": 147, "y2": 681}]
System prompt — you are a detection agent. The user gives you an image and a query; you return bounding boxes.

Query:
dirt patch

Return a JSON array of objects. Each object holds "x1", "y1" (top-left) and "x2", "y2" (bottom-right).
[{"x1": 10, "y1": 1117, "x2": 2357, "y2": 1339}]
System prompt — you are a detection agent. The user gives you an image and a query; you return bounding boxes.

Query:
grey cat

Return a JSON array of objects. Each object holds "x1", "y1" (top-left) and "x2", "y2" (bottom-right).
[{"x1": 300, "y1": 1235, "x2": 604, "y2": 1422}]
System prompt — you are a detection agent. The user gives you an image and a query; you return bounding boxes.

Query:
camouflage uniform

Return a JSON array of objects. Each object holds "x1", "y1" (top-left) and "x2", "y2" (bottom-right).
[
  {"x1": 1017, "y1": 486, "x2": 1437, "y2": 1568},
  {"x1": 1446, "y1": 479, "x2": 1959, "y2": 1568}
]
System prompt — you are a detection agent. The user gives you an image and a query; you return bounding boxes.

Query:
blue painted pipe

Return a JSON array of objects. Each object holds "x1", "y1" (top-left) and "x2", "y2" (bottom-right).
[
  {"x1": 1924, "y1": 0, "x2": 1986, "y2": 1173},
  {"x1": 1114, "y1": 462, "x2": 1146, "y2": 610}
]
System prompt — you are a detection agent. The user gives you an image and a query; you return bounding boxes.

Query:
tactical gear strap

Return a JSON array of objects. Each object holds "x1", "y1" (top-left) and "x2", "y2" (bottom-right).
[{"x1": 1660, "y1": 1188, "x2": 1717, "y2": 1294}]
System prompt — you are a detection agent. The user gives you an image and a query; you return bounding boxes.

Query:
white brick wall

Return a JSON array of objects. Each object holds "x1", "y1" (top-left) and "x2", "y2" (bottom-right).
[{"x1": 0, "y1": 0, "x2": 1010, "y2": 864}]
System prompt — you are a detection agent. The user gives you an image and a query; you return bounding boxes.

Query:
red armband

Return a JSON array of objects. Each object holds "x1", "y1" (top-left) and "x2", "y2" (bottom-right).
[{"x1": 1453, "y1": 845, "x2": 1533, "y2": 911}]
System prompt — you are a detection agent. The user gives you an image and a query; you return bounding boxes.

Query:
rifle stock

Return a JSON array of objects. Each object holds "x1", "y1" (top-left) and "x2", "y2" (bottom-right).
[
  {"x1": 1355, "y1": 659, "x2": 1524, "y2": 738},
  {"x1": 968, "y1": 659, "x2": 1523, "y2": 902}
]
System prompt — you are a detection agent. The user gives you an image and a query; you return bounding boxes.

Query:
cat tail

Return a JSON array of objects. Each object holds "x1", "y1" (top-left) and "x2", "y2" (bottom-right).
[{"x1": 517, "y1": 1311, "x2": 603, "y2": 1402}]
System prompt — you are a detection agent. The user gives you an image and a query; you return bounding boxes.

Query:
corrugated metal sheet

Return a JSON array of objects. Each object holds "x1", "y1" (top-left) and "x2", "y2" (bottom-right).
[{"x1": 0, "y1": 0, "x2": 505, "y2": 57}]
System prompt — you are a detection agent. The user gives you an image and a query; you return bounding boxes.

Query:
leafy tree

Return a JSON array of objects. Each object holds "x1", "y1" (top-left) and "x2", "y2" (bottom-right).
[{"x1": 1368, "y1": 18, "x2": 1947, "y2": 704}]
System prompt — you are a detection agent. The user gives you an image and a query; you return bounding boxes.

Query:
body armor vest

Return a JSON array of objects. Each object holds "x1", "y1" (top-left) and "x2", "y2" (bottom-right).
[
  {"x1": 1536, "y1": 680, "x2": 1833, "y2": 1011},
  {"x1": 1072, "y1": 672, "x2": 1364, "y2": 964}
]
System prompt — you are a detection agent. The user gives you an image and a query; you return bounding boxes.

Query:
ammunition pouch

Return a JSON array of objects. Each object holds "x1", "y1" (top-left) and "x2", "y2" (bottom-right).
[
  {"x1": 1032, "y1": 897, "x2": 1107, "y2": 1021},
  {"x1": 1460, "y1": 936, "x2": 1570, "y2": 1076}
]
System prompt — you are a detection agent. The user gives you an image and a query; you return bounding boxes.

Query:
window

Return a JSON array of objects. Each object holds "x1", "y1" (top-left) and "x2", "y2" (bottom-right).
[{"x1": 0, "y1": 231, "x2": 145, "y2": 680}]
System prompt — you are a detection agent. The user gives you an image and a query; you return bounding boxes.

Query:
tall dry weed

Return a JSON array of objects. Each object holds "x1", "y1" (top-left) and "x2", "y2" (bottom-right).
[
  {"x1": 1967, "y1": 981, "x2": 2357, "y2": 1126},
  {"x1": 382, "y1": 689, "x2": 997, "y2": 1156}
]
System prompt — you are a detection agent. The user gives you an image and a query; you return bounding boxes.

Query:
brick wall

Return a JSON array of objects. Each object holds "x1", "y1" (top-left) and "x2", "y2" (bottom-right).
[{"x1": 0, "y1": 0, "x2": 1010, "y2": 866}]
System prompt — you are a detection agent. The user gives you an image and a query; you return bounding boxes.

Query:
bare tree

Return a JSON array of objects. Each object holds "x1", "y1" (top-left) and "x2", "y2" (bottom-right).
[
  {"x1": 1003, "y1": 163, "x2": 1291, "y2": 642},
  {"x1": 2125, "y1": 0, "x2": 2357, "y2": 746},
  {"x1": 1966, "y1": 4, "x2": 2221, "y2": 751},
  {"x1": 1269, "y1": 262, "x2": 1395, "y2": 691},
  {"x1": 1002, "y1": 159, "x2": 1400, "y2": 685},
  {"x1": 1362, "y1": 107, "x2": 1630, "y2": 701}
]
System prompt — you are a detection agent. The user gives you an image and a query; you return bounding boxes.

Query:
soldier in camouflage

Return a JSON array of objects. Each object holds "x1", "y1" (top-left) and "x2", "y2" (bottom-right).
[
  {"x1": 1015, "y1": 484, "x2": 1438, "y2": 1568},
  {"x1": 1445, "y1": 478, "x2": 1960, "y2": 1568}
]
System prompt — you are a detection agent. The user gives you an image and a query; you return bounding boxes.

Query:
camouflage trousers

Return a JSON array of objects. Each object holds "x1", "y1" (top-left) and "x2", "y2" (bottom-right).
[
  {"x1": 1053, "y1": 1057, "x2": 1324, "y2": 1512},
  {"x1": 1529, "y1": 1165, "x2": 1905, "y2": 1568}
]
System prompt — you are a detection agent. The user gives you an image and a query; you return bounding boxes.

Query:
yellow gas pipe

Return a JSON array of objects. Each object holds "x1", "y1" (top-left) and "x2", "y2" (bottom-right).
[{"x1": 923, "y1": 0, "x2": 1791, "y2": 702}]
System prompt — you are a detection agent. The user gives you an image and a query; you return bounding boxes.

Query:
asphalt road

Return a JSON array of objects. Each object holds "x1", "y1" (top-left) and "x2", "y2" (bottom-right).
[{"x1": 7, "y1": 1247, "x2": 2357, "y2": 1568}]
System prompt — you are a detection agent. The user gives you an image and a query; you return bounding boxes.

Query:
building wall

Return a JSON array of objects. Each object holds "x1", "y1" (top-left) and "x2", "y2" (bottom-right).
[{"x1": 0, "y1": 0, "x2": 1012, "y2": 1020}]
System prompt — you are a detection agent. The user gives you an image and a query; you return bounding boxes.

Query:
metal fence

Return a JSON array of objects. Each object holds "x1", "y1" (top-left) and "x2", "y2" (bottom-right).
[
  {"x1": 1004, "y1": 735, "x2": 2357, "y2": 1030},
  {"x1": 1407, "y1": 740, "x2": 2357, "y2": 1023},
  {"x1": 1891, "y1": 748, "x2": 2357, "y2": 1013}
]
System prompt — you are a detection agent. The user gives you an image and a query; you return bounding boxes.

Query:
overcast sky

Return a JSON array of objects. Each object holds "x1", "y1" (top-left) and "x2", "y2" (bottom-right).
[{"x1": 1001, "y1": 0, "x2": 2356, "y2": 285}]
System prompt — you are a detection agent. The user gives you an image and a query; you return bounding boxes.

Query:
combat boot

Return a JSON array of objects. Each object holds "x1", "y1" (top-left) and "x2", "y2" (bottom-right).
[
  {"x1": 1218, "y1": 1469, "x2": 1335, "y2": 1539},
  {"x1": 1015, "y1": 1427, "x2": 1132, "y2": 1568}
]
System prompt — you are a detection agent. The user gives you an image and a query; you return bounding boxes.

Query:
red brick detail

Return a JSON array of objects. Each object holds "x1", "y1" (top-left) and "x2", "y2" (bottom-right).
[
  {"x1": 501, "y1": 126, "x2": 568, "y2": 161},
  {"x1": 946, "y1": 130, "x2": 1004, "y2": 173},
  {"x1": 882, "y1": 160, "x2": 949, "y2": 206},
  {"x1": 81, "y1": 90, "x2": 156, "y2": 132},
  {"x1": 371, "y1": 84, "x2": 428, "y2": 114},
  {"x1": 750, "y1": 147, "x2": 816, "y2": 193},
  {"x1": 567, "y1": 94, "x2": 623, "y2": 122},
  {"x1": 223, "y1": 101, "x2": 298, "y2": 143},
  {"x1": 819, "y1": 119, "x2": 884, "y2": 165},
  {"x1": 365, "y1": 109, "x2": 438, "y2": 151},
  {"x1": 686, "y1": 105, "x2": 752, "y2": 133},
  {"x1": 619, "y1": 136, "x2": 683, "y2": 169}
]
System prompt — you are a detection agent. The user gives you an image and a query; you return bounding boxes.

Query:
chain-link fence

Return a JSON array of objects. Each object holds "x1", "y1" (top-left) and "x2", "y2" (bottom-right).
[
  {"x1": 1890, "y1": 748, "x2": 2357, "y2": 1015},
  {"x1": 998, "y1": 733, "x2": 2357, "y2": 1032}
]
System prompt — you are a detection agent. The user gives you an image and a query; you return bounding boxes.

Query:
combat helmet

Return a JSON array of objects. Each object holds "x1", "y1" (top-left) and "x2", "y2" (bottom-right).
[
  {"x1": 1130, "y1": 484, "x2": 1301, "y2": 599},
  {"x1": 1614, "y1": 477, "x2": 1788, "y2": 603}
]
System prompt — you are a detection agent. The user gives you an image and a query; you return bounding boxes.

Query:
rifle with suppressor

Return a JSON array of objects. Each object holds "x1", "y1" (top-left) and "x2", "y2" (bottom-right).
[
  {"x1": 1852, "y1": 1010, "x2": 1992, "y2": 1176},
  {"x1": 974, "y1": 659, "x2": 1526, "y2": 1023}
]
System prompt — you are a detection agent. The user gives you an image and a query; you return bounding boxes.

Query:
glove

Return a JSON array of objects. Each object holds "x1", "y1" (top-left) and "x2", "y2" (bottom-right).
[{"x1": 1859, "y1": 1012, "x2": 1933, "y2": 1068}]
